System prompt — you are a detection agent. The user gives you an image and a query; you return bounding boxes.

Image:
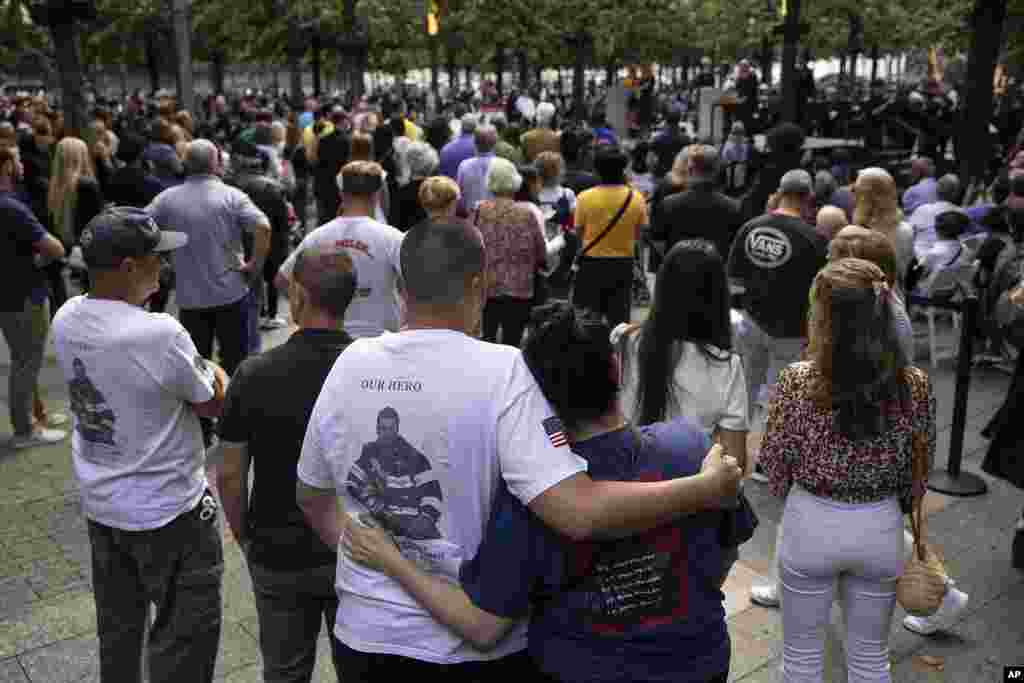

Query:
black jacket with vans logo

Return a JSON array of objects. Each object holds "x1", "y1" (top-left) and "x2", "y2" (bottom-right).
[{"x1": 727, "y1": 212, "x2": 827, "y2": 339}]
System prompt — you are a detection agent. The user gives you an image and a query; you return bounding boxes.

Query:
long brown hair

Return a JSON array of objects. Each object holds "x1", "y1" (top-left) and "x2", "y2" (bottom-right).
[
  {"x1": 806, "y1": 258, "x2": 911, "y2": 440},
  {"x1": 853, "y1": 168, "x2": 904, "y2": 244}
]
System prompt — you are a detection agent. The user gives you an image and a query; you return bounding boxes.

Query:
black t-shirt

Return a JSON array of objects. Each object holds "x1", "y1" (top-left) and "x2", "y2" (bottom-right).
[
  {"x1": 0, "y1": 192, "x2": 47, "y2": 312},
  {"x1": 727, "y1": 212, "x2": 827, "y2": 339},
  {"x1": 219, "y1": 328, "x2": 353, "y2": 570}
]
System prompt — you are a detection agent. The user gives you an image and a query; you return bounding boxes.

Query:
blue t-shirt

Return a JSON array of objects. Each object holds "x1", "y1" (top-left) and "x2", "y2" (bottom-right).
[
  {"x1": 0, "y1": 191, "x2": 48, "y2": 311},
  {"x1": 460, "y1": 419, "x2": 735, "y2": 683}
]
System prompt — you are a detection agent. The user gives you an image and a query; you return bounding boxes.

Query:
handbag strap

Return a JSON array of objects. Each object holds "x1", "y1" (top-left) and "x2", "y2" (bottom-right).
[
  {"x1": 909, "y1": 431, "x2": 929, "y2": 562},
  {"x1": 578, "y1": 188, "x2": 634, "y2": 260}
]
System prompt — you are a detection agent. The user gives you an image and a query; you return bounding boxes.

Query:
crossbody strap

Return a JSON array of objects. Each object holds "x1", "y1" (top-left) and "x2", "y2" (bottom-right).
[{"x1": 578, "y1": 189, "x2": 634, "y2": 260}]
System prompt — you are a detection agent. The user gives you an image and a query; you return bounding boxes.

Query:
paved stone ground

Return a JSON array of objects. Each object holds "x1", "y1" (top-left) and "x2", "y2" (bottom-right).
[{"x1": 0, "y1": 299, "x2": 1022, "y2": 682}]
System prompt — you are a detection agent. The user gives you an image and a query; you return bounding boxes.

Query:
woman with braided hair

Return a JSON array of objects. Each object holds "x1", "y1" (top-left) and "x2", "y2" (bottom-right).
[{"x1": 759, "y1": 258, "x2": 937, "y2": 682}]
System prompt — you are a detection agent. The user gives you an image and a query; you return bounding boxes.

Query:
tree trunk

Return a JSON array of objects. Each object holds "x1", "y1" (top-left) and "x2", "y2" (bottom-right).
[
  {"x1": 761, "y1": 37, "x2": 773, "y2": 86},
  {"x1": 172, "y1": 0, "x2": 194, "y2": 115},
  {"x1": 573, "y1": 45, "x2": 585, "y2": 122},
  {"x1": 211, "y1": 51, "x2": 226, "y2": 95},
  {"x1": 50, "y1": 19, "x2": 87, "y2": 138},
  {"x1": 870, "y1": 45, "x2": 880, "y2": 83},
  {"x1": 311, "y1": 34, "x2": 322, "y2": 97},
  {"x1": 495, "y1": 46, "x2": 505, "y2": 97},
  {"x1": 447, "y1": 49, "x2": 457, "y2": 92},
  {"x1": 518, "y1": 50, "x2": 529, "y2": 89},
  {"x1": 780, "y1": 0, "x2": 802, "y2": 124},
  {"x1": 431, "y1": 39, "x2": 440, "y2": 95},
  {"x1": 960, "y1": 0, "x2": 1007, "y2": 182},
  {"x1": 146, "y1": 35, "x2": 161, "y2": 95},
  {"x1": 605, "y1": 60, "x2": 615, "y2": 86}
]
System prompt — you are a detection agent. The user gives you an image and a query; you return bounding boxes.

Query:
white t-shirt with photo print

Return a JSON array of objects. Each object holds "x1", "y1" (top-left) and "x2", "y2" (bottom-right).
[
  {"x1": 279, "y1": 215, "x2": 404, "y2": 339},
  {"x1": 52, "y1": 296, "x2": 215, "y2": 531},
  {"x1": 297, "y1": 329, "x2": 587, "y2": 664}
]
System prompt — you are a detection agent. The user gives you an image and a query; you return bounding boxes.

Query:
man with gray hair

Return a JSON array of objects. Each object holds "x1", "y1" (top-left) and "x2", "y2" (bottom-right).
[
  {"x1": 147, "y1": 139, "x2": 271, "y2": 384},
  {"x1": 728, "y1": 168, "x2": 827, "y2": 481},
  {"x1": 390, "y1": 141, "x2": 439, "y2": 231},
  {"x1": 910, "y1": 173, "x2": 964, "y2": 259},
  {"x1": 456, "y1": 124, "x2": 498, "y2": 214},
  {"x1": 651, "y1": 144, "x2": 743, "y2": 261},
  {"x1": 439, "y1": 113, "x2": 478, "y2": 180}
]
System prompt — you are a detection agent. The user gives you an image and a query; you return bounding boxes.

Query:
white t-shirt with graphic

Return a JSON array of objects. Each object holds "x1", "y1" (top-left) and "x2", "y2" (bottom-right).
[
  {"x1": 297, "y1": 329, "x2": 588, "y2": 664},
  {"x1": 52, "y1": 296, "x2": 215, "y2": 530},
  {"x1": 279, "y1": 216, "x2": 404, "y2": 339}
]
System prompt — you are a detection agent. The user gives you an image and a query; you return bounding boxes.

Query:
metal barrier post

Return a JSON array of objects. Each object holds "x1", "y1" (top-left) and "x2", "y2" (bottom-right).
[{"x1": 926, "y1": 295, "x2": 989, "y2": 496}]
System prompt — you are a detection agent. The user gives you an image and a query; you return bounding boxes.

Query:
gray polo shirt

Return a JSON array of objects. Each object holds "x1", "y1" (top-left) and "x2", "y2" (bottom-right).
[{"x1": 147, "y1": 175, "x2": 269, "y2": 310}]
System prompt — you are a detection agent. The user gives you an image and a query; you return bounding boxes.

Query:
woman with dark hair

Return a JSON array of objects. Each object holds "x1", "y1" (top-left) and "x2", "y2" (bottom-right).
[
  {"x1": 614, "y1": 239, "x2": 747, "y2": 471},
  {"x1": 572, "y1": 146, "x2": 649, "y2": 327},
  {"x1": 341, "y1": 302, "x2": 743, "y2": 683},
  {"x1": 759, "y1": 258, "x2": 938, "y2": 681}
]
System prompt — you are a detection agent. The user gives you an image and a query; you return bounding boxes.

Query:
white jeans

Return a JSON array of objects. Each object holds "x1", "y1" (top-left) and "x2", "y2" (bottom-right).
[{"x1": 779, "y1": 487, "x2": 904, "y2": 683}]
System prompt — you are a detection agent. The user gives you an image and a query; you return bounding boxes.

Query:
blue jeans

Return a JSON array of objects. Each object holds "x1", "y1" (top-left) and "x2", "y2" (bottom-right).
[
  {"x1": 87, "y1": 494, "x2": 224, "y2": 683},
  {"x1": 247, "y1": 560, "x2": 342, "y2": 683}
]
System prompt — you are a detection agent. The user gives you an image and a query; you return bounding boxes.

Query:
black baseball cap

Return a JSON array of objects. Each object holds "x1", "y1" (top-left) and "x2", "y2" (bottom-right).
[{"x1": 80, "y1": 206, "x2": 188, "y2": 269}]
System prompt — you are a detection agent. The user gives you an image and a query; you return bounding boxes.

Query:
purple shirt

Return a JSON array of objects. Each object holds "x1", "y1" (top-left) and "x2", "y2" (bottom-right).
[
  {"x1": 902, "y1": 178, "x2": 938, "y2": 217},
  {"x1": 456, "y1": 153, "x2": 496, "y2": 213},
  {"x1": 439, "y1": 134, "x2": 477, "y2": 180}
]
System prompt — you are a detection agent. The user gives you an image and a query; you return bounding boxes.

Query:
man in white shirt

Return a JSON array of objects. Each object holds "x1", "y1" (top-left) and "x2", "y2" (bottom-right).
[
  {"x1": 51, "y1": 207, "x2": 229, "y2": 683},
  {"x1": 277, "y1": 161, "x2": 404, "y2": 339},
  {"x1": 915, "y1": 210, "x2": 972, "y2": 295},
  {"x1": 296, "y1": 220, "x2": 742, "y2": 681}
]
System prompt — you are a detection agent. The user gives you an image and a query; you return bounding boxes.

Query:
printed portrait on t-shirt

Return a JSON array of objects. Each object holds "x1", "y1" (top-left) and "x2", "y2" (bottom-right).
[
  {"x1": 68, "y1": 357, "x2": 117, "y2": 446},
  {"x1": 346, "y1": 407, "x2": 444, "y2": 541}
]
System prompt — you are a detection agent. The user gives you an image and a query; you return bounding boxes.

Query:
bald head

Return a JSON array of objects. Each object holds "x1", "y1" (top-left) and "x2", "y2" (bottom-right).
[
  {"x1": 911, "y1": 157, "x2": 935, "y2": 182},
  {"x1": 292, "y1": 245, "x2": 357, "y2": 320},
  {"x1": 474, "y1": 125, "x2": 498, "y2": 154},
  {"x1": 401, "y1": 221, "x2": 485, "y2": 308},
  {"x1": 816, "y1": 206, "x2": 849, "y2": 241},
  {"x1": 184, "y1": 139, "x2": 220, "y2": 176}
]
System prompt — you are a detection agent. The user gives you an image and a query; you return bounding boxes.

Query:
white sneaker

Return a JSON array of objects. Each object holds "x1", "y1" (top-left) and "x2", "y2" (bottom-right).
[
  {"x1": 10, "y1": 428, "x2": 68, "y2": 450},
  {"x1": 39, "y1": 412, "x2": 69, "y2": 428},
  {"x1": 750, "y1": 464, "x2": 770, "y2": 484},
  {"x1": 902, "y1": 586, "x2": 969, "y2": 635},
  {"x1": 750, "y1": 583, "x2": 780, "y2": 607}
]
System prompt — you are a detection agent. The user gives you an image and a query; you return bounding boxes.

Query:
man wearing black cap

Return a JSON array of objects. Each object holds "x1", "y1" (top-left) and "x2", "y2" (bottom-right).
[{"x1": 51, "y1": 206, "x2": 229, "y2": 683}]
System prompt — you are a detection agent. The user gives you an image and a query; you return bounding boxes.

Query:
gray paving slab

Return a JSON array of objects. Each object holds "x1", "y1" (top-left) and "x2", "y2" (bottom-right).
[
  {"x1": 1, "y1": 300, "x2": 1021, "y2": 682},
  {"x1": 17, "y1": 635, "x2": 99, "y2": 683},
  {"x1": 0, "y1": 659, "x2": 28, "y2": 683}
]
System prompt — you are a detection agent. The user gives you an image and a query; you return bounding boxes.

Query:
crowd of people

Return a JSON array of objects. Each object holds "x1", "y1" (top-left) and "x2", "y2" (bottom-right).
[{"x1": 2, "y1": 77, "x2": 1024, "y2": 683}]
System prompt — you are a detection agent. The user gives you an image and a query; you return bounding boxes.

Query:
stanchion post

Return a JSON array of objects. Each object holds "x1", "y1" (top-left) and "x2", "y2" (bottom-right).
[{"x1": 927, "y1": 294, "x2": 989, "y2": 496}]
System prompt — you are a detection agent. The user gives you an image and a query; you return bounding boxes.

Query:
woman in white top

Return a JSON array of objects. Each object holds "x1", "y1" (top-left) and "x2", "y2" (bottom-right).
[
  {"x1": 613, "y1": 238, "x2": 748, "y2": 471},
  {"x1": 534, "y1": 151, "x2": 577, "y2": 238}
]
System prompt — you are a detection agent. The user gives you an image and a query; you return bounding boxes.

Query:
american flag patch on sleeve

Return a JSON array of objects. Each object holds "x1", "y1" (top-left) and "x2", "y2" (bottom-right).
[{"x1": 542, "y1": 416, "x2": 569, "y2": 448}]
